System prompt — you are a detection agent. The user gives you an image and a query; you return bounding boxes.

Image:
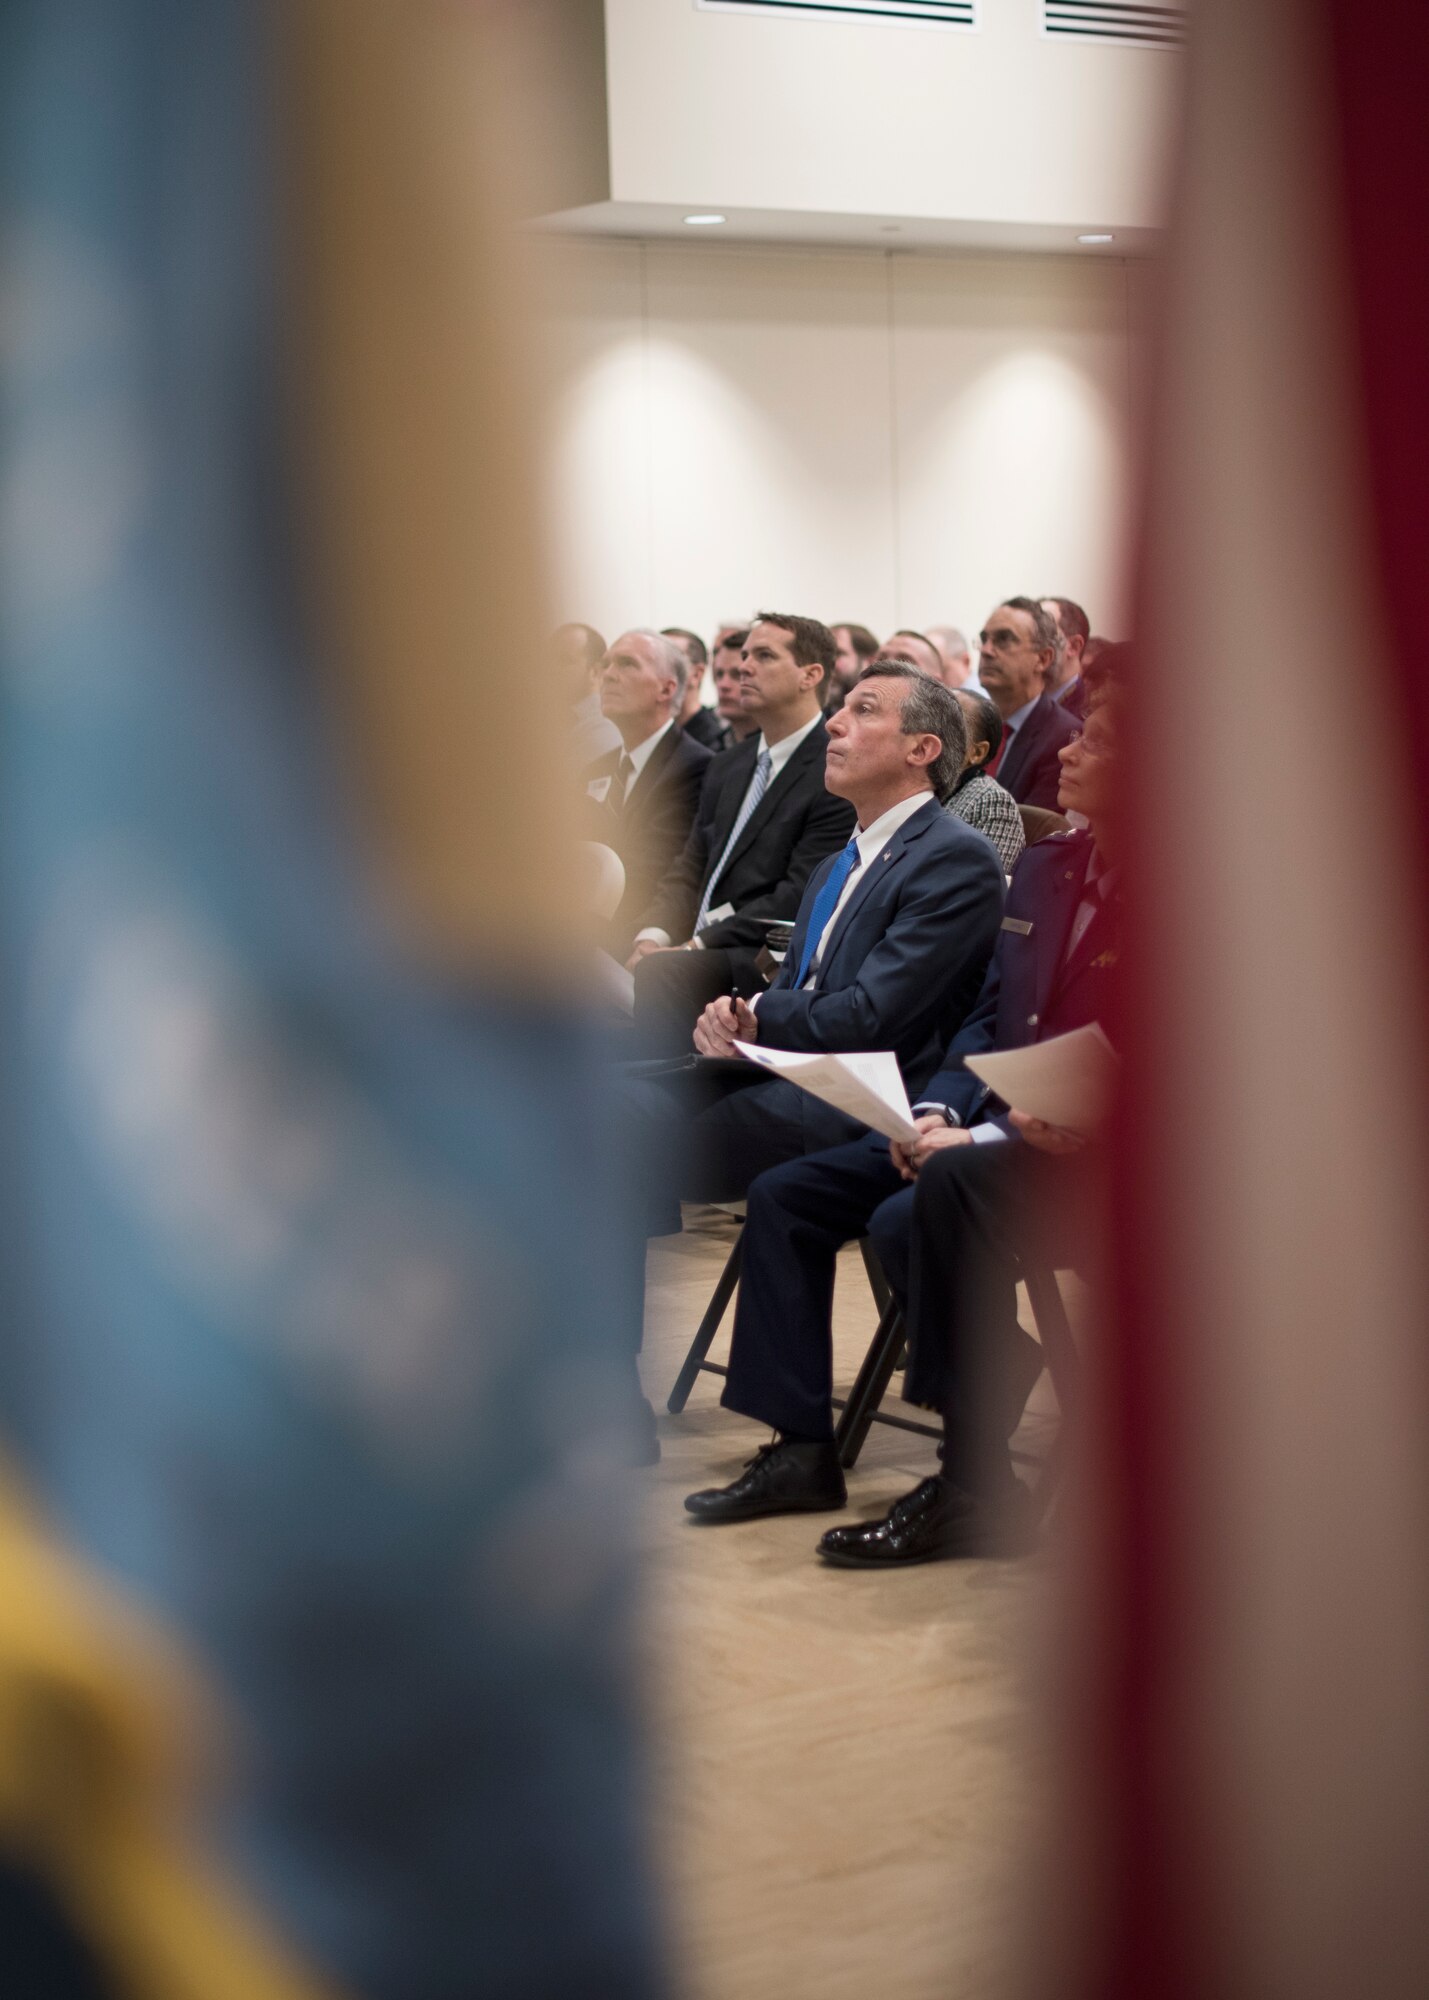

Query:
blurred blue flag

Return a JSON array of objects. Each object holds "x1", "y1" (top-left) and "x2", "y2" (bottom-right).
[{"x1": 0, "y1": 3, "x2": 664, "y2": 1994}]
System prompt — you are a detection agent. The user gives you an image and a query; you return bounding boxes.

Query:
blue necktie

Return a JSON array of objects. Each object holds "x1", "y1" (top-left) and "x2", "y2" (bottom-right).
[
  {"x1": 793, "y1": 836, "x2": 861, "y2": 988},
  {"x1": 694, "y1": 748, "x2": 773, "y2": 933}
]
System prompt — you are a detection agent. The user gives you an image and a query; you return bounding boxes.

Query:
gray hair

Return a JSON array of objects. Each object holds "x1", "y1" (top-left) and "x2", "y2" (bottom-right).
[
  {"x1": 627, "y1": 628, "x2": 688, "y2": 703},
  {"x1": 1000, "y1": 595, "x2": 1060, "y2": 660},
  {"x1": 925, "y1": 624, "x2": 971, "y2": 663},
  {"x1": 856, "y1": 659, "x2": 967, "y2": 801}
]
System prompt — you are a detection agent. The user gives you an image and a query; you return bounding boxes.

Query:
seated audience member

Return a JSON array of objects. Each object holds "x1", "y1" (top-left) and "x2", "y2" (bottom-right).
[
  {"x1": 685, "y1": 663, "x2": 1128, "y2": 1553},
  {"x1": 555, "y1": 621, "x2": 619, "y2": 763},
  {"x1": 946, "y1": 688, "x2": 1026, "y2": 873},
  {"x1": 826, "y1": 622, "x2": 880, "y2": 712},
  {"x1": 710, "y1": 627, "x2": 760, "y2": 744},
  {"x1": 925, "y1": 625, "x2": 981, "y2": 693},
  {"x1": 1040, "y1": 596, "x2": 1091, "y2": 707},
  {"x1": 975, "y1": 598, "x2": 1080, "y2": 810},
  {"x1": 663, "y1": 626, "x2": 732, "y2": 754},
  {"x1": 626, "y1": 614, "x2": 857, "y2": 1053},
  {"x1": 581, "y1": 631, "x2": 712, "y2": 956},
  {"x1": 622, "y1": 663, "x2": 1006, "y2": 1459},
  {"x1": 873, "y1": 629, "x2": 946, "y2": 685},
  {"x1": 1064, "y1": 633, "x2": 1114, "y2": 721}
]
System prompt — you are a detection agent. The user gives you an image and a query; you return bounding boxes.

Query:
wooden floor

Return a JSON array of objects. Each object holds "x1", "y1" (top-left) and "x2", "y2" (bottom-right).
[{"x1": 636, "y1": 1205, "x2": 1065, "y2": 2000}]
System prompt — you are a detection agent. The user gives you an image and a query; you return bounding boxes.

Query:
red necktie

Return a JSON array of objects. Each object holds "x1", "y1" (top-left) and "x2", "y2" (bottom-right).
[{"x1": 987, "y1": 726, "x2": 1014, "y2": 779}]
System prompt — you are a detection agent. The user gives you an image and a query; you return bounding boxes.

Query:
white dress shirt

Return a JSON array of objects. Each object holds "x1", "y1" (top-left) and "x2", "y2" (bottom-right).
[
  {"x1": 635, "y1": 709, "x2": 825, "y2": 948},
  {"x1": 613, "y1": 718, "x2": 676, "y2": 804},
  {"x1": 750, "y1": 788, "x2": 934, "y2": 1010},
  {"x1": 797, "y1": 789, "x2": 934, "y2": 986}
]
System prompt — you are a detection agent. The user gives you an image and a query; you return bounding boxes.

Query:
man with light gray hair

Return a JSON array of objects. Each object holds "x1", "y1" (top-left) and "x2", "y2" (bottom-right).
[
  {"x1": 925, "y1": 625, "x2": 981, "y2": 694},
  {"x1": 581, "y1": 630, "x2": 711, "y2": 954}
]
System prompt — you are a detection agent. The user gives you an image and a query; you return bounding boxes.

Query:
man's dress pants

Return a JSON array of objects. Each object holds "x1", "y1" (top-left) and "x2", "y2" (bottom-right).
[{"x1": 724, "y1": 1134, "x2": 1065, "y2": 1498}]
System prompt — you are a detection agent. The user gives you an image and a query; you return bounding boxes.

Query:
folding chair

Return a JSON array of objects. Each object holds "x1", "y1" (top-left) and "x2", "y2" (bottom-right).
[
  {"x1": 665, "y1": 1218, "x2": 893, "y2": 1417},
  {"x1": 832, "y1": 1249, "x2": 1083, "y2": 1521},
  {"x1": 1016, "y1": 803, "x2": 1071, "y2": 847}
]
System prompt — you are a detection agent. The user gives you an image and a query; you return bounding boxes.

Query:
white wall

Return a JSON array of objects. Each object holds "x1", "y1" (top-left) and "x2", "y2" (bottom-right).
[
  {"x1": 534, "y1": 237, "x2": 1145, "y2": 647},
  {"x1": 603, "y1": 0, "x2": 1176, "y2": 232}
]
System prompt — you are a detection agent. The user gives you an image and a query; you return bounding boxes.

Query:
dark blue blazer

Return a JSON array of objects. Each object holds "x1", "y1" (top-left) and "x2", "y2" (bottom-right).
[
  {"x1": 754, "y1": 796, "x2": 1005, "y2": 1099},
  {"x1": 996, "y1": 692, "x2": 1080, "y2": 810},
  {"x1": 917, "y1": 826, "x2": 1120, "y2": 1135}
]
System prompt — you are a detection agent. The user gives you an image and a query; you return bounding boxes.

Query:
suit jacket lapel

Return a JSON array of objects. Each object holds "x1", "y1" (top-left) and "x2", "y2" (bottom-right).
[
  {"x1": 999, "y1": 696, "x2": 1046, "y2": 795},
  {"x1": 718, "y1": 719, "x2": 825, "y2": 878},
  {"x1": 1056, "y1": 877, "x2": 1118, "y2": 994},
  {"x1": 1032, "y1": 833, "x2": 1092, "y2": 1021},
  {"x1": 707, "y1": 738, "x2": 760, "y2": 850},
  {"x1": 811, "y1": 798, "x2": 939, "y2": 985},
  {"x1": 621, "y1": 724, "x2": 678, "y2": 824}
]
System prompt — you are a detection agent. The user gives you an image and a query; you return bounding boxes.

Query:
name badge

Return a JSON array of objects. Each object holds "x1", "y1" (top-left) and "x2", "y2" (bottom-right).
[
  {"x1": 586, "y1": 776, "x2": 612, "y2": 803},
  {"x1": 1000, "y1": 916, "x2": 1033, "y2": 936}
]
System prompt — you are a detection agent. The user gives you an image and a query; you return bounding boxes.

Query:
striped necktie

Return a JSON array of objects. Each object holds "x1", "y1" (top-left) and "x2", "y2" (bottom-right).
[
  {"x1": 793, "y1": 835, "x2": 861, "y2": 988},
  {"x1": 694, "y1": 748, "x2": 773, "y2": 933}
]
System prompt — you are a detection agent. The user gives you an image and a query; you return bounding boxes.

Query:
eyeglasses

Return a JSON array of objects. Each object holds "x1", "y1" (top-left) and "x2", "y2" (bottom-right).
[{"x1": 978, "y1": 626, "x2": 1033, "y2": 652}]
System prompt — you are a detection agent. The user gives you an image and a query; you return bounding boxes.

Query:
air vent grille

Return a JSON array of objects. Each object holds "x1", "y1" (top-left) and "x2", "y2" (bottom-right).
[
  {"x1": 698, "y1": 1, "x2": 978, "y2": 30},
  {"x1": 1044, "y1": 2, "x2": 1185, "y2": 48}
]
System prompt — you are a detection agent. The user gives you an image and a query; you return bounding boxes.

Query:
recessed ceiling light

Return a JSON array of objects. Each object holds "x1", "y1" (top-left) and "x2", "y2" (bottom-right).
[
  {"x1": 683, "y1": 213, "x2": 726, "y2": 227},
  {"x1": 1077, "y1": 232, "x2": 1115, "y2": 245}
]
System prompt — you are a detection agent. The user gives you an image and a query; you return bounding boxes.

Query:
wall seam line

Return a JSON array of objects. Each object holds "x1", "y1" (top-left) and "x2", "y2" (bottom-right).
[
  {"x1": 638, "y1": 239, "x2": 657, "y2": 620},
  {"x1": 885, "y1": 250, "x2": 904, "y2": 622}
]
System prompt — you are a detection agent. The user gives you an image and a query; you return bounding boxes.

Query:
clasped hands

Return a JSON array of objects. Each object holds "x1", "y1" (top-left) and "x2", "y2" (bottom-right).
[
  {"x1": 693, "y1": 994, "x2": 758, "y2": 1059},
  {"x1": 889, "y1": 1107, "x2": 1086, "y2": 1182}
]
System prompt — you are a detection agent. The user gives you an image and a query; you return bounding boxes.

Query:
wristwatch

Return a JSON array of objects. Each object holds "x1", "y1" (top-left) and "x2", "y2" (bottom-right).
[{"x1": 910, "y1": 1101, "x2": 961, "y2": 1128}]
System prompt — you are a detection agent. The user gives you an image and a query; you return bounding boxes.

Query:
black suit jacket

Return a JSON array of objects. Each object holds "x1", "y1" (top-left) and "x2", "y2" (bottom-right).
[
  {"x1": 638, "y1": 718, "x2": 856, "y2": 950},
  {"x1": 582, "y1": 726, "x2": 712, "y2": 954},
  {"x1": 995, "y1": 692, "x2": 1080, "y2": 810},
  {"x1": 684, "y1": 707, "x2": 733, "y2": 755},
  {"x1": 755, "y1": 798, "x2": 1005, "y2": 1099},
  {"x1": 916, "y1": 827, "x2": 1120, "y2": 1135}
]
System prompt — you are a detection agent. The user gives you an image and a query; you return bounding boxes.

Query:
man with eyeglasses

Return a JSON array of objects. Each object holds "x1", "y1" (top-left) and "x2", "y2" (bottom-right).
[{"x1": 975, "y1": 597, "x2": 1080, "y2": 810}]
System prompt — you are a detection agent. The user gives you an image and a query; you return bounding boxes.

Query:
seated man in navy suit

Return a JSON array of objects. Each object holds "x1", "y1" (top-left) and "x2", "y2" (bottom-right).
[
  {"x1": 685, "y1": 664, "x2": 1127, "y2": 1549},
  {"x1": 623, "y1": 662, "x2": 1007, "y2": 1459}
]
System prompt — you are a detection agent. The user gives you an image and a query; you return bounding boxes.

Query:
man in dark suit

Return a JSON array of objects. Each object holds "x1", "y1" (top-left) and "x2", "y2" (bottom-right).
[
  {"x1": 663, "y1": 626, "x2": 733, "y2": 754},
  {"x1": 1039, "y1": 595, "x2": 1091, "y2": 708},
  {"x1": 977, "y1": 597, "x2": 1080, "y2": 810},
  {"x1": 581, "y1": 630, "x2": 713, "y2": 957},
  {"x1": 685, "y1": 670, "x2": 1126, "y2": 1549},
  {"x1": 626, "y1": 612, "x2": 857, "y2": 1054},
  {"x1": 623, "y1": 663, "x2": 1006, "y2": 1460}
]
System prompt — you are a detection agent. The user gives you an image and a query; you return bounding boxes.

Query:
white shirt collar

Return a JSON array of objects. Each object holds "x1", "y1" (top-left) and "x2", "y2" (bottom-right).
[
  {"x1": 619, "y1": 717, "x2": 676, "y2": 787},
  {"x1": 851, "y1": 789, "x2": 935, "y2": 863},
  {"x1": 1003, "y1": 692, "x2": 1042, "y2": 736},
  {"x1": 756, "y1": 709, "x2": 823, "y2": 777}
]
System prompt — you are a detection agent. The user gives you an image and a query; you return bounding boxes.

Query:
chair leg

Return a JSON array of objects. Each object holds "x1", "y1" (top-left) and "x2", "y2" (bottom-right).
[
  {"x1": 857, "y1": 1235, "x2": 892, "y2": 1317},
  {"x1": 833, "y1": 1301, "x2": 906, "y2": 1469},
  {"x1": 1022, "y1": 1261, "x2": 1077, "y2": 1417},
  {"x1": 666, "y1": 1229, "x2": 745, "y2": 1413},
  {"x1": 1021, "y1": 1260, "x2": 1079, "y2": 1523}
]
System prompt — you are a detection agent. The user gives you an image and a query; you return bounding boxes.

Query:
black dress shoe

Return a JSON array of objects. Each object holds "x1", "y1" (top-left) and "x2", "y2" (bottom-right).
[
  {"x1": 816, "y1": 1475, "x2": 1035, "y2": 1566},
  {"x1": 685, "y1": 1440, "x2": 846, "y2": 1523}
]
